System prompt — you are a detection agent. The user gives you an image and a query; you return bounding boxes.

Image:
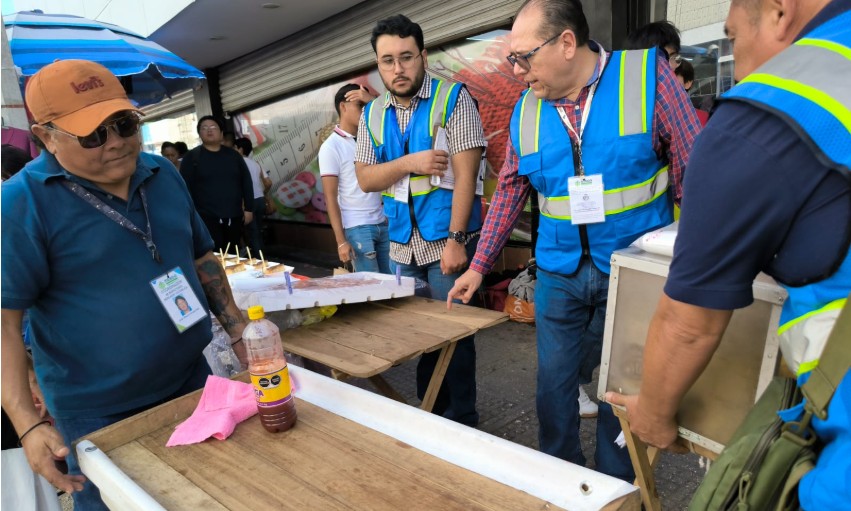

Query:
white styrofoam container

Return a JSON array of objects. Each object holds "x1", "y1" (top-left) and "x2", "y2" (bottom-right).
[{"x1": 228, "y1": 271, "x2": 415, "y2": 311}]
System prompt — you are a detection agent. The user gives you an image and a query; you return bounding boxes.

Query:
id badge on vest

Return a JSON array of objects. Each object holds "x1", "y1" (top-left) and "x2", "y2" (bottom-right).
[
  {"x1": 150, "y1": 267, "x2": 206, "y2": 332},
  {"x1": 568, "y1": 174, "x2": 605, "y2": 224}
]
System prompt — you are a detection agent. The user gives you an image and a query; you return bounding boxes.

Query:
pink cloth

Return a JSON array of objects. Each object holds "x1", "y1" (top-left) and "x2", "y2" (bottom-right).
[{"x1": 166, "y1": 375, "x2": 258, "y2": 447}]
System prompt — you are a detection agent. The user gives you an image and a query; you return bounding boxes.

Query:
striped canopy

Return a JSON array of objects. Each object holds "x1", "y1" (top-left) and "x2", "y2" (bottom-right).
[{"x1": 4, "y1": 11, "x2": 205, "y2": 107}]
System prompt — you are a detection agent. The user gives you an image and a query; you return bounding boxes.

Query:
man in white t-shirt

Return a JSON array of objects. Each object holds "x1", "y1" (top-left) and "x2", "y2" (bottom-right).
[
  {"x1": 319, "y1": 84, "x2": 390, "y2": 273},
  {"x1": 234, "y1": 137, "x2": 271, "y2": 254}
]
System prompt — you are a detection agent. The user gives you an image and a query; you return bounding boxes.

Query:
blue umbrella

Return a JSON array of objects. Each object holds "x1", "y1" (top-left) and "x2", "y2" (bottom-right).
[{"x1": 4, "y1": 10, "x2": 205, "y2": 107}]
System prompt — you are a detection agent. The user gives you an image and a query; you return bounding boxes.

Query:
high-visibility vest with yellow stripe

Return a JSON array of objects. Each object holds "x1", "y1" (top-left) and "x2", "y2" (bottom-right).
[
  {"x1": 364, "y1": 78, "x2": 483, "y2": 243},
  {"x1": 724, "y1": 10, "x2": 851, "y2": 377},
  {"x1": 510, "y1": 47, "x2": 672, "y2": 275}
]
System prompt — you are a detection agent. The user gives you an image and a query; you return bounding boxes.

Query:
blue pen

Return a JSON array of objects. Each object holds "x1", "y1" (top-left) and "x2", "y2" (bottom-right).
[
  {"x1": 395, "y1": 265, "x2": 401, "y2": 285},
  {"x1": 284, "y1": 271, "x2": 293, "y2": 294}
]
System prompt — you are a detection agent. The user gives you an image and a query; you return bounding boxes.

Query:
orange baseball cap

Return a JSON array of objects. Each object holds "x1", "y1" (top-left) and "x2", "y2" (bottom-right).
[{"x1": 25, "y1": 59, "x2": 142, "y2": 136}]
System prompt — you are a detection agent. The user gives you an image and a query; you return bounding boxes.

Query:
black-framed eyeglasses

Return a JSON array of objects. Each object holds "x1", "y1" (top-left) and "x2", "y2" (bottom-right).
[
  {"x1": 46, "y1": 114, "x2": 141, "y2": 149},
  {"x1": 377, "y1": 52, "x2": 423, "y2": 71},
  {"x1": 506, "y1": 33, "x2": 561, "y2": 70}
]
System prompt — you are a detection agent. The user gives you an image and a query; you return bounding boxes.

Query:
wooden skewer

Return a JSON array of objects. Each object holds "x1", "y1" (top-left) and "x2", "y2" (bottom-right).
[
  {"x1": 246, "y1": 247, "x2": 253, "y2": 265},
  {"x1": 260, "y1": 250, "x2": 267, "y2": 273}
]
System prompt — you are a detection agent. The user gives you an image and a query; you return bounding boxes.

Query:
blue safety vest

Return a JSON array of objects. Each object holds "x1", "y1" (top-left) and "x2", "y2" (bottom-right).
[
  {"x1": 723, "y1": 10, "x2": 851, "y2": 509},
  {"x1": 510, "y1": 48, "x2": 672, "y2": 275},
  {"x1": 364, "y1": 78, "x2": 483, "y2": 243}
]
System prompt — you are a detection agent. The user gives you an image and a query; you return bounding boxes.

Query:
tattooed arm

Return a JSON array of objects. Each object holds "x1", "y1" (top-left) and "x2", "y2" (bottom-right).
[{"x1": 194, "y1": 251, "x2": 249, "y2": 366}]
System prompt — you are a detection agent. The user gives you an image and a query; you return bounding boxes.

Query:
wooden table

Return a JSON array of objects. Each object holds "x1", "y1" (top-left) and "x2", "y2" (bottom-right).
[
  {"x1": 272, "y1": 296, "x2": 508, "y2": 412},
  {"x1": 78, "y1": 366, "x2": 640, "y2": 510}
]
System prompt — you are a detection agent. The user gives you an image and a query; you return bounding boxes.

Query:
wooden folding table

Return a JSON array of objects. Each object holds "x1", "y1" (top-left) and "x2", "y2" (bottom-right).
[
  {"x1": 78, "y1": 366, "x2": 641, "y2": 510},
  {"x1": 272, "y1": 296, "x2": 507, "y2": 411}
]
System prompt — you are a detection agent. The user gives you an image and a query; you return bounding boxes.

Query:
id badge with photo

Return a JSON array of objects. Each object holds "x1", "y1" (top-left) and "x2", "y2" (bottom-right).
[
  {"x1": 568, "y1": 173, "x2": 606, "y2": 225},
  {"x1": 150, "y1": 267, "x2": 207, "y2": 332}
]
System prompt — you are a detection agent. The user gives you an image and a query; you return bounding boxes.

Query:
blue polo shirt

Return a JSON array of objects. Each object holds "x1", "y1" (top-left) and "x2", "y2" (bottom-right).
[
  {"x1": 665, "y1": 0, "x2": 851, "y2": 309},
  {"x1": 2, "y1": 152, "x2": 215, "y2": 419}
]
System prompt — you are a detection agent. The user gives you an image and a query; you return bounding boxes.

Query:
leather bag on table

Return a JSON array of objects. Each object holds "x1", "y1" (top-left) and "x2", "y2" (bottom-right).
[{"x1": 689, "y1": 297, "x2": 851, "y2": 511}]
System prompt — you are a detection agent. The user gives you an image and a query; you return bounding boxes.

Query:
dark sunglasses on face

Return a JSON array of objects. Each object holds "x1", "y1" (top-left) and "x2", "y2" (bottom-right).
[{"x1": 46, "y1": 114, "x2": 141, "y2": 149}]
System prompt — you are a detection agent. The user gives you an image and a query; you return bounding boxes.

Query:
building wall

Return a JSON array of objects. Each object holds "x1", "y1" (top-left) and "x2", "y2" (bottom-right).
[{"x1": 667, "y1": 0, "x2": 730, "y2": 31}]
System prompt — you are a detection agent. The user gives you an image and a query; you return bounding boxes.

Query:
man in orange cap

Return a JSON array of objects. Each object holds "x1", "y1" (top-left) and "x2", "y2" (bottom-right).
[{"x1": 1, "y1": 60, "x2": 248, "y2": 510}]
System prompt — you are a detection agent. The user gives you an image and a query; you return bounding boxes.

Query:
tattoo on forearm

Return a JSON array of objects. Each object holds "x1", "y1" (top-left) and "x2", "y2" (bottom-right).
[{"x1": 195, "y1": 258, "x2": 242, "y2": 332}]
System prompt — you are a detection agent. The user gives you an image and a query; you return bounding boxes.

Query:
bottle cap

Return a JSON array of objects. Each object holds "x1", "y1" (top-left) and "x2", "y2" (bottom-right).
[{"x1": 247, "y1": 305, "x2": 265, "y2": 320}]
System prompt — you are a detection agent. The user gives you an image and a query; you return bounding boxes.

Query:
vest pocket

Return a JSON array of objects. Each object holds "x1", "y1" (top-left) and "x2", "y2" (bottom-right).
[
  {"x1": 382, "y1": 198, "x2": 398, "y2": 219},
  {"x1": 517, "y1": 151, "x2": 543, "y2": 178}
]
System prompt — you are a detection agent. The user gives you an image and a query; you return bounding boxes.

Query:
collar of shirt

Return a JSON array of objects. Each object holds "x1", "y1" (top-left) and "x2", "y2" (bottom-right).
[
  {"x1": 550, "y1": 40, "x2": 610, "y2": 108},
  {"x1": 382, "y1": 71, "x2": 433, "y2": 110},
  {"x1": 796, "y1": 0, "x2": 851, "y2": 41},
  {"x1": 333, "y1": 125, "x2": 355, "y2": 139}
]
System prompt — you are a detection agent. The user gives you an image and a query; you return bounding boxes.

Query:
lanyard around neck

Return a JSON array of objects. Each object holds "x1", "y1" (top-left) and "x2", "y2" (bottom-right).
[
  {"x1": 556, "y1": 49, "x2": 608, "y2": 144},
  {"x1": 556, "y1": 50, "x2": 608, "y2": 176},
  {"x1": 62, "y1": 180, "x2": 161, "y2": 263}
]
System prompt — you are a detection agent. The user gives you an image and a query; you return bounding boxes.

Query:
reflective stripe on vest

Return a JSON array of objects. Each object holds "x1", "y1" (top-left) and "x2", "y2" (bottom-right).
[
  {"x1": 370, "y1": 81, "x2": 460, "y2": 198},
  {"x1": 538, "y1": 165, "x2": 669, "y2": 219},
  {"x1": 778, "y1": 297, "x2": 847, "y2": 376},
  {"x1": 736, "y1": 38, "x2": 851, "y2": 165},
  {"x1": 367, "y1": 93, "x2": 389, "y2": 147},
  {"x1": 517, "y1": 49, "x2": 650, "y2": 157},
  {"x1": 619, "y1": 49, "x2": 650, "y2": 136}
]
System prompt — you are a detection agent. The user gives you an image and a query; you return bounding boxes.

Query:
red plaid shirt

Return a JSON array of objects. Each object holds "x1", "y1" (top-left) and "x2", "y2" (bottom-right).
[{"x1": 470, "y1": 47, "x2": 701, "y2": 275}]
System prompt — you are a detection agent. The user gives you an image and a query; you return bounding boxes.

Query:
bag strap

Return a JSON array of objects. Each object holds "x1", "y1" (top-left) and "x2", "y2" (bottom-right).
[{"x1": 801, "y1": 293, "x2": 851, "y2": 420}]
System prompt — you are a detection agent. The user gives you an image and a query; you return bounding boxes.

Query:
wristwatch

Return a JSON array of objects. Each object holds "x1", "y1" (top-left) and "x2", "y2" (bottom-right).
[{"x1": 448, "y1": 230, "x2": 467, "y2": 245}]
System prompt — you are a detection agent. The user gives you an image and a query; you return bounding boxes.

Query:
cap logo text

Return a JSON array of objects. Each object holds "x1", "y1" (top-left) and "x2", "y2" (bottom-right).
[{"x1": 70, "y1": 76, "x2": 105, "y2": 94}]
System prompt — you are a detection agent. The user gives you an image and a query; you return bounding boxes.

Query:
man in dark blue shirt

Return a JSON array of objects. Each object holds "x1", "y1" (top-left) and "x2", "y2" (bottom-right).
[
  {"x1": 608, "y1": 0, "x2": 851, "y2": 507},
  {"x1": 1, "y1": 60, "x2": 250, "y2": 510}
]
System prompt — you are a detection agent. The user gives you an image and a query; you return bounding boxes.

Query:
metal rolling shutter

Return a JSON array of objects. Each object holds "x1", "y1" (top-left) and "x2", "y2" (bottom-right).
[
  {"x1": 141, "y1": 89, "x2": 195, "y2": 121},
  {"x1": 218, "y1": 0, "x2": 523, "y2": 113}
]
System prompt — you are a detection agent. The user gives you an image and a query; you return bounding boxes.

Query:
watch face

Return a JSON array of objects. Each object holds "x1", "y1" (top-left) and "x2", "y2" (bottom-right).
[{"x1": 450, "y1": 231, "x2": 466, "y2": 244}]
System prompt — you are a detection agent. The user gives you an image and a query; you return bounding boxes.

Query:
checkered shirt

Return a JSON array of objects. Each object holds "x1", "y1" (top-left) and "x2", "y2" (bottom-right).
[{"x1": 355, "y1": 72, "x2": 486, "y2": 265}]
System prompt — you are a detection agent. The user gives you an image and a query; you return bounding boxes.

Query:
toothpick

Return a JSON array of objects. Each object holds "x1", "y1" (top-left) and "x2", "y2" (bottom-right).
[
  {"x1": 260, "y1": 250, "x2": 266, "y2": 273},
  {"x1": 224, "y1": 242, "x2": 231, "y2": 259},
  {"x1": 246, "y1": 246, "x2": 253, "y2": 264}
]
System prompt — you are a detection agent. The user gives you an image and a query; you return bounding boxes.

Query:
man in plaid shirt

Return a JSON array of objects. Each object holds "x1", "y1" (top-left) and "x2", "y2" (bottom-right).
[
  {"x1": 449, "y1": 0, "x2": 700, "y2": 478},
  {"x1": 355, "y1": 15, "x2": 486, "y2": 426}
]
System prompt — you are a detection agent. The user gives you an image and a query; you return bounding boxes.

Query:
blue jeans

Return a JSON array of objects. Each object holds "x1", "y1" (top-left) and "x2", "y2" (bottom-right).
[
  {"x1": 535, "y1": 261, "x2": 634, "y2": 481},
  {"x1": 390, "y1": 237, "x2": 479, "y2": 426},
  {"x1": 52, "y1": 358, "x2": 211, "y2": 511},
  {"x1": 345, "y1": 221, "x2": 391, "y2": 274}
]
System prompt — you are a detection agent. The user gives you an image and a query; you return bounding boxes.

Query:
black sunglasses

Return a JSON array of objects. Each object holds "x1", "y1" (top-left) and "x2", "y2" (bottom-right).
[{"x1": 47, "y1": 115, "x2": 141, "y2": 149}]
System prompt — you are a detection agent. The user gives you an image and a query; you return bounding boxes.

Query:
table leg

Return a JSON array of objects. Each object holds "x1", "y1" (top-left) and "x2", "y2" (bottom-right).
[
  {"x1": 613, "y1": 407, "x2": 662, "y2": 511},
  {"x1": 420, "y1": 342, "x2": 457, "y2": 412},
  {"x1": 367, "y1": 375, "x2": 408, "y2": 404}
]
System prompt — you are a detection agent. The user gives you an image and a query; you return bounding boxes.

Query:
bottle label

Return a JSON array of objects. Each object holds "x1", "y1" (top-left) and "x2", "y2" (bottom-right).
[{"x1": 250, "y1": 366, "x2": 293, "y2": 407}]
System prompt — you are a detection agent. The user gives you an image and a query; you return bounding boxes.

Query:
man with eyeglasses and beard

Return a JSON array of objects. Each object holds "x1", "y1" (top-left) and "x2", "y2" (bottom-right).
[
  {"x1": 1, "y1": 60, "x2": 249, "y2": 510},
  {"x1": 448, "y1": 0, "x2": 700, "y2": 479},
  {"x1": 355, "y1": 14, "x2": 486, "y2": 427}
]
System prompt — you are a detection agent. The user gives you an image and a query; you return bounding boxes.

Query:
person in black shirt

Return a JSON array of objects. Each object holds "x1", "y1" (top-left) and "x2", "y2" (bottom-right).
[{"x1": 180, "y1": 116, "x2": 254, "y2": 252}]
